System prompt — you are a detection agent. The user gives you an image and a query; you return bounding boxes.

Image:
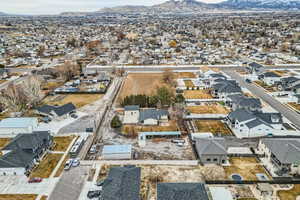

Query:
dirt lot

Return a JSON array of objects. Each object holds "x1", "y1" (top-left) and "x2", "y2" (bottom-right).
[
  {"x1": 52, "y1": 136, "x2": 75, "y2": 152},
  {"x1": 43, "y1": 94, "x2": 103, "y2": 108},
  {"x1": 288, "y1": 103, "x2": 300, "y2": 112},
  {"x1": 184, "y1": 80, "x2": 194, "y2": 87},
  {"x1": 117, "y1": 73, "x2": 173, "y2": 102},
  {"x1": 0, "y1": 194, "x2": 37, "y2": 200},
  {"x1": 122, "y1": 120, "x2": 179, "y2": 137},
  {"x1": 278, "y1": 184, "x2": 300, "y2": 200},
  {"x1": 224, "y1": 157, "x2": 271, "y2": 181},
  {"x1": 194, "y1": 120, "x2": 232, "y2": 135},
  {"x1": 187, "y1": 104, "x2": 229, "y2": 114},
  {"x1": 30, "y1": 153, "x2": 63, "y2": 178},
  {"x1": 175, "y1": 72, "x2": 196, "y2": 78},
  {"x1": 0, "y1": 138, "x2": 10, "y2": 149},
  {"x1": 183, "y1": 90, "x2": 213, "y2": 99}
]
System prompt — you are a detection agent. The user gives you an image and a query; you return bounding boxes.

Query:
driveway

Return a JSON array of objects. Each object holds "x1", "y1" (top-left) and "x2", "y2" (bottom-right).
[{"x1": 224, "y1": 70, "x2": 300, "y2": 129}]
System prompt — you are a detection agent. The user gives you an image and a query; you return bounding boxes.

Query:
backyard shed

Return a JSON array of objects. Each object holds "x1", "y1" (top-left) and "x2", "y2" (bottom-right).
[
  {"x1": 0, "y1": 118, "x2": 38, "y2": 136},
  {"x1": 102, "y1": 145, "x2": 132, "y2": 160}
]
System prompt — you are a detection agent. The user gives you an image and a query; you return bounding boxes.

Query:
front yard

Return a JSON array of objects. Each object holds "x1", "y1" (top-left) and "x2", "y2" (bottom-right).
[
  {"x1": 184, "y1": 80, "x2": 195, "y2": 87},
  {"x1": 0, "y1": 194, "x2": 37, "y2": 200},
  {"x1": 194, "y1": 120, "x2": 232, "y2": 135},
  {"x1": 0, "y1": 138, "x2": 11, "y2": 149},
  {"x1": 183, "y1": 90, "x2": 213, "y2": 99},
  {"x1": 43, "y1": 94, "x2": 103, "y2": 108},
  {"x1": 52, "y1": 136, "x2": 75, "y2": 152},
  {"x1": 30, "y1": 153, "x2": 63, "y2": 178},
  {"x1": 254, "y1": 81, "x2": 277, "y2": 92},
  {"x1": 187, "y1": 104, "x2": 229, "y2": 114},
  {"x1": 223, "y1": 157, "x2": 271, "y2": 181}
]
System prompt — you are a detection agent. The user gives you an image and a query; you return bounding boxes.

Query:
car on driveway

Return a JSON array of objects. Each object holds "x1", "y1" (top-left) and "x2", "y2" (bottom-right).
[
  {"x1": 64, "y1": 159, "x2": 73, "y2": 170},
  {"x1": 87, "y1": 190, "x2": 102, "y2": 199},
  {"x1": 28, "y1": 177, "x2": 43, "y2": 183},
  {"x1": 245, "y1": 78, "x2": 252, "y2": 83},
  {"x1": 72, "y1": 159, "x2": 80, "y2": 167}
]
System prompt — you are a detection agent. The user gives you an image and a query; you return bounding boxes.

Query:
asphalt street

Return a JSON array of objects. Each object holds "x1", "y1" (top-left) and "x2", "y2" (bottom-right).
[{"x1": 225, "y1": 70, "x2": 300, "y2": 129}]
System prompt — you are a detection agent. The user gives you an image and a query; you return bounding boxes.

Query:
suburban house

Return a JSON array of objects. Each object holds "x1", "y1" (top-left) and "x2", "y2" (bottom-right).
[
  {"x1": 211, "y1": 80, "x2": 242, "y2": 99},
  {"x1": 277, "y1": 77, "x2": 300, "y2": 91},
  {"x1": 0, "y1": 131, "x2": 53, "y2": 176},
  {"x1": 123, "y1": 105, "x2": 169, "y2": 125},
  {"x1": 227, "y1": 109, "x2": 283, "y2": 137},
  {"x1": 195, "y1": 138, "x2": 228, "y2": 165},
  {"x1": 246, "y1": 62, "x2": 264, "y2": 75},
  {"x1": 102, "y1": 165, "x2": 141, "y2": 200},
  {"x1": 157, "y1": 183, "x2": 209, "y2": 200},
  {"x1": 227, "y1": 94, "x2": 262, "y2": 112},
  {"x1": 258, "y1": 71, "x2": 281, "y2": 86},
  {"x1": 258, "y1": 138, "x2": 300, "y2": 176},
  {"x1": 36, "y1": 103, "x2": 76, "y2": 120},
  {"x1": 0, "y1": 118, "x2": 38, "y2": 136}
]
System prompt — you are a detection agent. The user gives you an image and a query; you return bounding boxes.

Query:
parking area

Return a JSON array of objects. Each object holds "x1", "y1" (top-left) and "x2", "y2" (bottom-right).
[{"x1": 0, "y1": 175, "x2": 57, "y2": 195}]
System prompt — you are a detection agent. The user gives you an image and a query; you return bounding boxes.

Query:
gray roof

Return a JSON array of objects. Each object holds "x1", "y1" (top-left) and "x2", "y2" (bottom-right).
[
  {"x1": 0, "y1": 148, "x2": 35, "y2": 168},
  {"x1": 212, "y1": 81, "x2": 242, "y2": 94},
  {"x1": 262, "y1": 71, "x2": 281, "y2": 78},
  {"x1": 249, "y1": 62, "x2": 263, "y2": 69},
  {"x1": 139, "y1": 109, "x2": 168, "y2": 122},
  {"x1": 228, "y1": 109, "x2": 256, "y2": 122},
  {"x1": 245, "y1": 119, "x2": 272, "y2": 129},
  {"x1": 157, "y1": 183, "x2": 209, "y2": 200},
  {"x1": 124, "y1": 105, "x2": 140, "y2": 111},
  {"x1": 255, "y1": 113, "x2": 283, "y2": 125},
  {"x1": 228, "y1": 94, "x2": 262, "y2": 109},
  {"x1": 2, "y1": 131, "x2": 51, "y2": 151},
  {"x1": 195, "y1": 138, "x2": 227, "y2": 156},
  {"x1": 261, "y1": 139, "x2": 300, "y2": 164},
  {"x1": 36, "y1": 103, "x2": 76, "y2": 117},
  {"x1": 102, "y1": 166, "x2": 141, "y2": 200}
]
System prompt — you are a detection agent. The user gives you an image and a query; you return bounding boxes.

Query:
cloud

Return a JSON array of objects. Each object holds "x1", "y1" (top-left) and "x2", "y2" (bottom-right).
[{"x1": 1, "y1": 0, "x2": 225, "y2": 15}]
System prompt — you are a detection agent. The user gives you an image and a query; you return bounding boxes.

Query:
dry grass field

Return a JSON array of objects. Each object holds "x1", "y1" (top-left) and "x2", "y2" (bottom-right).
[
  {"x1": 187, "y1": 104, "x2": 229, "y2": 114},
  {"x1": 122, "y1": 120, "x2": 179, "y2": 137},
  {"x1": 278, "y1": 184, "x2": 300, "y2": 200},
  {"x1": 40, "y1": 196, "x2": 48, "y2": 200},
  {"x1": 195, "y1": 120, "x2": 232, "y2": 135},
  {"x1": 175, "y1": 72, "x2": 196, "y2": 78},
  {"x1": 118, "y1": 73, "x2": 173, "y2": 102},
  {"x1": 183, "y1": 90, "x2": 213, "y2": 99},
  {"x1": 43, "y1": 94, "x2": 103, "y2": 108},
  {"x1": 0, "y1": 194, "x2": 37, "y2": 200},
  {"x1": 30, "y1": 153, "x2": 62, "y2": 178},
  {"x1": 54, "y1": 155, "x2": 70, "y2": 177},
  {"x1": 52, "y1": 136, "x2": 75, "y2": 152},
  {"x1": 224, "y1": 157, "x2": 270, "y2": 181},
  {"x1": 0, "y1": 138, "x2": 10, "y2": 148},
  {"x1": 288, "y1": 103, "x2": 300, "y2": 112},
  {"x1": 184, "y1": 80, "x2": 195, "y2": 87}
]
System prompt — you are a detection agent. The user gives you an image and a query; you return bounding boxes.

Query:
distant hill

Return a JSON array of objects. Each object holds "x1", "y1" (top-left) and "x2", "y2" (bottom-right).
[
  {"x1": 60, "y1": 0, "x2": 300, "y2": 16},
  {"x1": 0, "y1": 12, "x2": 8, "y2": 16}
]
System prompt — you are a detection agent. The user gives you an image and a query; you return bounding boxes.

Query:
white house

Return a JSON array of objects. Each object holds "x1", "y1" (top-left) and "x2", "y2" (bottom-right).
[
  {"x1": 0, "y1": 118, "x2": 38, "y2": 136},
  {"x1": 123, "y1": 105, "x2": 140, "y2": 124},
  {"x1": 259, "y1": 71, "x2": 281, "y2": 86}
]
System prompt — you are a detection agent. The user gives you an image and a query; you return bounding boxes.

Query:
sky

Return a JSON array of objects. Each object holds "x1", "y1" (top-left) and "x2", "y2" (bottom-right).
[{"x1": 1, "y1": 0, "x2": 225, "y2": 15}]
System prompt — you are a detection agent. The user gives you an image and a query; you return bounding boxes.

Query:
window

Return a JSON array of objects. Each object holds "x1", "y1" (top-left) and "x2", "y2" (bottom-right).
[
  {"x1": 14, "y1": 172, "x2": 16, "y2": 175},
  {"x1": 206, "y1": 158, "x2": 211, "y2": 162},
  {"x1": 213, "y1": 158, "x2": 218, "y2": 162}
]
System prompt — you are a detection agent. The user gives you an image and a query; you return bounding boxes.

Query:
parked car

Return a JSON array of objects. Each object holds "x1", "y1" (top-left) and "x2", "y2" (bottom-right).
[
  {"x1": 87, "y1": 190, "x2": 102, "y2": 199},
  {"x1": 89, "y1": 145, "x2": 97, "y2": 154},
  {"x1": 28, "y1": 177, "x2": 43, "y2": 183},
  {"x1": 245, "y1": 79, "x2": 252, "y2": 83},
  {"x1": 70, "y1": 114, "x2": 78, "y2": 119},
  {"x1": 64, "y1": 159, "x2": 73, "y2": 170},
  {"x1": 72, "y1": 159, "x2": 80, "y2": 167},
  {"x1": 171, "y1": 139, "x2": 185, "y2": 144},
  {"x1": 96, "y1": 179, "x2": 105, "y2": 187},
  {"x1": 86, "y1": 128, "x2": 94, "y2": 132}
]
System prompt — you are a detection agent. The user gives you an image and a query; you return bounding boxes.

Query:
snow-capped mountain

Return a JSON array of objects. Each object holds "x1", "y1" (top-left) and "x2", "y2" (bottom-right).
[{"x1": 221, "y1": 0, "x2": 300, "y2": 10}]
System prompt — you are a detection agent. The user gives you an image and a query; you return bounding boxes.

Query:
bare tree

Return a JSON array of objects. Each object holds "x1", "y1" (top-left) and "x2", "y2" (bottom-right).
[
  {"x1": 56, "y1": 61, "x2": 80, "y2": 81},
  {"x1": 162, "y1": 69, "x2": 176, "y2": 87},
  {"x1": 0, "y1": 84, "x2": 29, "y2": 112},
  {"x1": 22, "y1": 75, "x2": 43, "y2": 107}
]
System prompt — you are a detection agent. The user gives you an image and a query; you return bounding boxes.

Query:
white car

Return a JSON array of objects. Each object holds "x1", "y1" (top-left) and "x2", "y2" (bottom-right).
[
  {"x1": 72, "y1": 159, "x2": 80, "y2": 167},
  {"x1": 64, "y1": 159, "x2": 73, "y2": 170}
]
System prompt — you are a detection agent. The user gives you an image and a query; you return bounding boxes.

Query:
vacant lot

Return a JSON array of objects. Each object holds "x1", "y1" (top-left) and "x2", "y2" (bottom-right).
[
  {"x1": 195, "y1": 120, "x2": 232, "y2": 135},
  {"x1": 224, "y1": 157, "x2": 270, "y2": 181},
  {"x1": 43, "y1": 94, "x2": 103, "y2": 108},
  {"x1": 0, "y1": 194, "x2": 37, "y2": 200},
  {"x1": 184, "y1": 80, "x2": 195, "y2": 87},
  {"x1": 118, "y1": 73, "x2": 173, "y2": 102},
  {"x1": 187, "y1": 104, "x2": 229, "y2": 114},
  {"x1": 288, "y1": 103, "x2": 300, "y2": 112},
  {"x1": 52, "y1": 136, "x2": 75, "y2": 152},
  {"x1": 254, "y1": 81, "x2": 277, "y2": 92},
  {"x1": 278, "y1": 184, "x2": 300, "y2": 200},
  {"x1": 122, "y1": 120, "x2": 179, "y2": 137},
  {"x1": 183, "y1": 90, "x2": 212, "y2": 99},
  {"x1": 30, "y1": 153, "x2": 63, "y2": 178}
]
